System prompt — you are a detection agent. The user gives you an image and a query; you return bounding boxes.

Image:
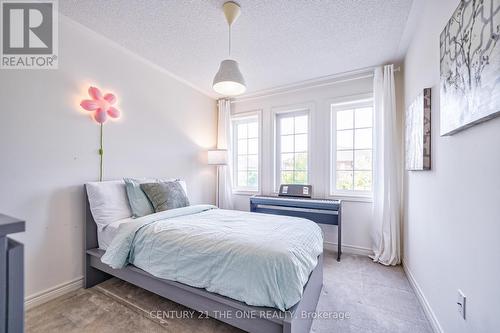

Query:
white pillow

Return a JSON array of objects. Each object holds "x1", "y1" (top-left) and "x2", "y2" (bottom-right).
[{"x1": 86, "y1": 180, "x2": 132, "y2": 231}]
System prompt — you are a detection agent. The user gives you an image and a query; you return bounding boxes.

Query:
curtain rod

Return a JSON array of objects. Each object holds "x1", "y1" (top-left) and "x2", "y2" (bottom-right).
[{"x1": 227, "y1": 65, "x2": 400, "y2": 104}]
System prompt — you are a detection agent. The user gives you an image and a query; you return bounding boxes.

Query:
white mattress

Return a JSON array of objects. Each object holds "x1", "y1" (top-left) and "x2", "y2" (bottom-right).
[{"x1": 98, "y1": 217, "x2": 134, "y2": 250}]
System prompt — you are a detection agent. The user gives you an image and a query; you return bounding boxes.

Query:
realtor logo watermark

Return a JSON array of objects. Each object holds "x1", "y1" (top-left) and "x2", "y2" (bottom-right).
[{"x1": 1, "y1": 0, "x2": 58, "y2": 69}]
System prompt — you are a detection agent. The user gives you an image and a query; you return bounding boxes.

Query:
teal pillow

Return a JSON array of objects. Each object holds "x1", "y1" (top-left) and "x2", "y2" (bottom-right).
[{"x1": 124, "y1": 178, "x2": 155, "y2": 217}]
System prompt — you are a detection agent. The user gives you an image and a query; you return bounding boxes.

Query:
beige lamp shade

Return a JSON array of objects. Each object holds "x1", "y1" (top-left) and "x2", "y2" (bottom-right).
[{"x1": 208, "y1": 149, "x2": 228, "y2": 165}]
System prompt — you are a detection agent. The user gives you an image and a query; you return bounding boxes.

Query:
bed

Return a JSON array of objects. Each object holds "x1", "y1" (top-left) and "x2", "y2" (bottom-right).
[{"x1": 84, "y1": 184, "x2": 324, "y2": 333}]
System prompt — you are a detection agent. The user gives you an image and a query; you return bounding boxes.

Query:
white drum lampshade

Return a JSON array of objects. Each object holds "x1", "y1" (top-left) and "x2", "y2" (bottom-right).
[{"x1": 207, "y1": 149, "x2": 228, "y2": 165}]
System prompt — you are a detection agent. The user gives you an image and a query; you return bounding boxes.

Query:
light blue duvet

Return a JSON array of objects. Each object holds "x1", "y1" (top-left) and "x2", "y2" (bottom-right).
[{"x1": 101, "y1": 205, "x2": 323, "y2": 311}]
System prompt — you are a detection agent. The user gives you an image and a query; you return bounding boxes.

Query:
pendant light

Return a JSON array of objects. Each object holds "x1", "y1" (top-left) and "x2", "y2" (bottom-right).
[{"x1": 212, "y1": 1, "x2": 246, "y2": 96}]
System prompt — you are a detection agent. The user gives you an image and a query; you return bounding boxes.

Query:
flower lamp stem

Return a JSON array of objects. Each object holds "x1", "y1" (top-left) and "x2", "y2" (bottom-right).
[{"x1": 99, "y1": 123, "x2": 104, "y2": 181}]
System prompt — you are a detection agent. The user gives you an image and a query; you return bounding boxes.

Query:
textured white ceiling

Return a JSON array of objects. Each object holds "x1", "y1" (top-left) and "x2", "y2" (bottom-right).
[{"x1": 59, "y1": 0, "x2": 414, "y2": 97}]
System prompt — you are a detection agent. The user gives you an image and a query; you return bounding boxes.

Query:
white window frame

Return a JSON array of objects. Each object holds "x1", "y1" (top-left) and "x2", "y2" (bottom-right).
[
  {"x1": 273, "y1": 107, "x2": 311, "y2": 192},
  {"x1": 330, "y1": 96, "x2": 374, "y2": 199},
  {"x1": 231, "y1": 111, "x2": 262, "y2": 194}
]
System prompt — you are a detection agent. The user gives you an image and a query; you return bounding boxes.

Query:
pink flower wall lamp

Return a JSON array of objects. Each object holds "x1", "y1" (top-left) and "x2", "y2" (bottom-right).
[
  {"x1": 80, "y1": 86, "x2": 121, "y2": 181},
  {"x1": 81, "y1": 86, "x2": 120, "y2": 123}
]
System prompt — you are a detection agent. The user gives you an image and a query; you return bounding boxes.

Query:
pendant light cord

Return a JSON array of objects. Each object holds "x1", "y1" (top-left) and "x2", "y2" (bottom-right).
[{"x1": 228, "y1": 24, "x2": 232, "y2": 58}]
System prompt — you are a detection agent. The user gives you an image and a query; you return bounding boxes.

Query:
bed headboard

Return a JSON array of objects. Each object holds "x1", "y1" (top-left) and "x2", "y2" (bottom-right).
[
  {"x1": 84, "y1": 185, "x2": 99, "y2": 251},
  {"x1": 84, "y1": 185, "x2": 113, "y2": 288}
]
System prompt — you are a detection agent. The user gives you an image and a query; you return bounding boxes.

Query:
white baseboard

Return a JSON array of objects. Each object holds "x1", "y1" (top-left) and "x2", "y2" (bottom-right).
[
  {"x1": 402, "y1": 260, "x2": 443, "y2": 333},
  {"x1": 25, "y1": 276, "x2": 83, "y2": 310},
  {"x1": 324, "y1": 241, "x2": 372, "y2": 256}
]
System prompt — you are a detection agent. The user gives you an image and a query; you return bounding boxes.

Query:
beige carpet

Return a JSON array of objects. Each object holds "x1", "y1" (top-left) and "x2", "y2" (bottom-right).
[{"x1": 26, "y1": 251, "x2": 431, "y2": 333}]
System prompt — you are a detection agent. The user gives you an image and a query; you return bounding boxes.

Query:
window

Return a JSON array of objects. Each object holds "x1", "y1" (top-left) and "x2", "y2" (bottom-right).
[
  {"x1": 232, "y1": 115, "x2": 259, "y2": 191},
  {"x1": 331, "y1": 100, "x2": 373, "y2": 196},
  {"x1": 276, "y1": 111, "x2": 309, "y2": 187}
]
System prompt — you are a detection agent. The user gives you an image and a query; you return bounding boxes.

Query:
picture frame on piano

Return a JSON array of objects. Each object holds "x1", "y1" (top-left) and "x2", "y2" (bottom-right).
[{"x1": 278, "y1": 184, "x2": 312, "y2": 198}]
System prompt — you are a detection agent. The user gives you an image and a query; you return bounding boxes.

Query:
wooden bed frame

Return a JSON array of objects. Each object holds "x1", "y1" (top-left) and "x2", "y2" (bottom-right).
[{"x1": 84, "y1": 188, "x2": 323, "y2": 333}]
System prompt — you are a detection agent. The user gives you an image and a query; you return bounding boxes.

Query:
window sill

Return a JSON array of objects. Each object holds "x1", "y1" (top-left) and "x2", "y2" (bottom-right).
[
  {"x1": 232, "y1": 190, "x2": 260, "y2": 196},
  {"x1": 327, "y1": 194, "x2": 373, "y2": 203},
  {"x1": 268, "y1": 190, "x2": 372, "y2": 203}
]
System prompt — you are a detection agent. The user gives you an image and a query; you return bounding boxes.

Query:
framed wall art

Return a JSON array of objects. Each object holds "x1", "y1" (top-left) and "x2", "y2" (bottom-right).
[
  {"x1": 440, "y1": 0, "x2": 500, "y2": 135},
  {"x1": 406, "y1": 88, "x2": 431, "y2": 171}
]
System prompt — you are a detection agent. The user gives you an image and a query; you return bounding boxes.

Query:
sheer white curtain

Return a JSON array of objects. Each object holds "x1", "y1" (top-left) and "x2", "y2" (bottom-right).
[
  {"x1": 217, "y1": 99, "x2": 234, "y2": 209},
  {"x1": 371, "y1": 64, "x2": 401, "y2": 266}
]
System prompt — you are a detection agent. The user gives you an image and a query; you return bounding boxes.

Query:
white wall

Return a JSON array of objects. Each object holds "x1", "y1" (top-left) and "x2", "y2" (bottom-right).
[
  {"x1": 231, "y1": 75, "x2": 403, "y2": 253},
  {"x1": 403, "y1": 0, "x2": 500, "y2": 332},
  {"x1": 0, "y1": 16, "x2": 216, "y2": 299}
]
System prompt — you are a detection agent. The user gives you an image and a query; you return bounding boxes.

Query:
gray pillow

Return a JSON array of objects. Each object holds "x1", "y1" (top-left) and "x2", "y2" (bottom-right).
[
  {"x1": 140, "y1": 181, "x2": 190, "y2": 212},
  {"x1": 124, "y1": 178, "x2": 155, "y2": 218}
]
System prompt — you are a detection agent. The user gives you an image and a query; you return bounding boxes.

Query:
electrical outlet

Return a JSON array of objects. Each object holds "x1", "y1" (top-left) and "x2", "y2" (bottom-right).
[{"x1": 457, "y1": 289, "x2": 466, "y2": 319}]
